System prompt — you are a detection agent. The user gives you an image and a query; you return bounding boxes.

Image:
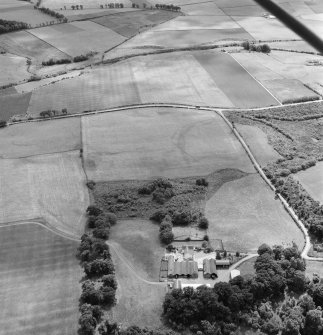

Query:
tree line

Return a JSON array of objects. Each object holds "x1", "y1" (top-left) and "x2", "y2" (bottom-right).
[{"x1": 0, "y1": 19, "x2": 29, "y2": 34}]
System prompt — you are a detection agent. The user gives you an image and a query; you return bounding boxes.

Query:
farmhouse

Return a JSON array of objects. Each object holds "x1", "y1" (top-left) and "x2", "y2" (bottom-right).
[
  {"x1": 167, "y1": 256, "x2": 198, "y2": 279},
  {"x1": 203, "y1": 258, "x2": 218, "y2": 279}
]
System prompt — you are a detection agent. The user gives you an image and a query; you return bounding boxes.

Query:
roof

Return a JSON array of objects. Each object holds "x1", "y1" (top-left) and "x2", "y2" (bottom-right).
[
  {"x1": 216, "y1": 259, "x2": 230, "y2": 266},
  {"x1": 203, "y1": 258, "x2": 217, "y2": 275},
  {"x1": 168, "y1": 257, "x2": 198, "y2": 276},
  {"x1": 230, "y1": 269, "x2": 241, "y2": 279},
  {"x1": 168, "y1": 255, "x2": 175, "y2": 276}
]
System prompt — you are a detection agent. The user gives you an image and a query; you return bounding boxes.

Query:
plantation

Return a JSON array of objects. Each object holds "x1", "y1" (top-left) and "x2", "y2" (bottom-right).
[{"x1": 0, "y1": 223, "x2": 82, "y2": 335}]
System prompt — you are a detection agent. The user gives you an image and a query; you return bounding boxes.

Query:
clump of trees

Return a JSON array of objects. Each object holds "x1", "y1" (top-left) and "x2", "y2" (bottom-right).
[
  {"x1": 71, "y1": 4, "x2": 84, "y2": 9},
  {"x1": 35, "y1": 6, "x2": 67, "y2": 22},
  {"x1": 42, "y1": 58, "x2": 72, "y2": 66},
  {"x1": 0, "y1": 120, "x2": 7, "y2": 128},
  {"x1": 242, "y1": 41, "x2": 271, "y2": 53},
  {"x1": 101, "y1": 3, "x2": 124, "y2": 8},
  {"x1": 159, "y1": 215, "x2": 174, "y2": 244},
  {"x1": 39, "y1": 108, "x2": 67, "y2": 118},
  {"x1": 162, "y1": 243, "x2": 315, "y2": 334},
  {"x1": 0, "y1": 19, "x2": 29, "y2": 34},
  {"x1": 77, "y1": 205, "x2": 118, "y2": 334},
  {"x1": 155, "y1": 4, "x2": 181, "y2": 11}
]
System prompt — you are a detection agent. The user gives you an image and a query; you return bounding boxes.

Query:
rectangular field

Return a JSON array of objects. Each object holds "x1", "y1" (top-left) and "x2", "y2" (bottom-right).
[
  {"x1": 0, "y1": 118, "x2": 81, "y2": 158},
  {"x1": 0, "y1": 151, "x2": 89, "y2": 237},
  {"x1": 82, "y1": 108, "x2": 254, "y2": 181},
  {"x1": 194, "y1": 51, "x2": 279, "y2": 108},
  {"x1": 28, "y1": 21, "x2": 126, "y2": 57},
  {"x1": 0, "y1": 54, "x2": 30, "y2": 87},
  {"x1": 0, "y1": 92, "x2": 32, "y2": 121},
  {"x1": 0, "y1": 223, "x2": 81, "y2": 335}
]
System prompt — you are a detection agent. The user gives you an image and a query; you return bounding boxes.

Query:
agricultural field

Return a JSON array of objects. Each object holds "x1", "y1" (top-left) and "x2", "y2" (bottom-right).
[
  {"x1": 92, "y1": 9, "x2": 179, "y2": 37},
  {"x1": 0, "y1": 151, "x2": 89, "y2": 237},
  {"x1": 28, "y1": 21, "x2": 126, "y2": 57},
  {"x1": 0, "y1": 223, "x2": 81, "y2": 335},
  {"x1": 0, "y1": 92, "x2": 32, "y2": 121},
  {"x1": 205, "y1": 174, "x2": 305, "y2": 253},
  {"x1": 0, "y1": 118, "x2": 81, "y2": 158},
  {"x1": 41, "y1": 0, "x2": 132, "y2": 9},
  {"x1": 294, "y1": 162, "x2": 323, "y2": 204},
  {"x1": 0, "y1": 54, "x2": 30, "y2": 87},
  {"x1": 82, "y1": 107, "x2": 255, "y2": 181}
]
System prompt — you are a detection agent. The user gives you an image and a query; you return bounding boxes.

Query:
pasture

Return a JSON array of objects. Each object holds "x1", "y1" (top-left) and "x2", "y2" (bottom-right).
[
  {"x1": 0, "y1": 92, "x2": 31, "y2": 121},
  {"x1": 205, "y1": 174, "x2": 305, "y2": 253},
  {"x1": 28, "y1": 21, "x2": 126, "y2": 57},
  {"x1": 236, "y1": 124, "x2": 282, "y2": 166},
  {"x1": 92, "y1": 9, "x2": 179, "y2": 37},
  {"x1": 82, "y1": 107, "x2": 254, "y2": 181},
  {"x1": 294, "y1": 162, "x2": 323, "y2": 204},
  {"x1": 109, "y1": 219, "x2": 164, "y2": 281},
  {"x1": 109, "y1": 246, "x2": 166, "y2": 329},
  {"x1": 0, "y1": 118, "x2": 81, "y2": 158},
  {"x1": 0, "y1": 54, "x2": 30, "y2": 87},
  {"x1": 0, "y1": 151, "x2": 89, "y2": 237},
  {"x1": 0, "y1": 223, "x2": 81, "y2": 335}
]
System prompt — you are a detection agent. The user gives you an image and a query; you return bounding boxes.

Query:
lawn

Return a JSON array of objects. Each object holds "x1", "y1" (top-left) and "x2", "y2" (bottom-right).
[
  {"x1": 194, "y1": 51, "x2": 279, "y2": 108},
  {"x1": 0, "y1": 118, "x2": 81, "y2": 158},
  {"x1": 0, "y1": 151, "x2": 89, "y2": 237},
  {"x1": 294, "y1": 162, "x2": 323, "y2": 204},
  {"x1": 82, "y1": 107, "x2": 254, "y2": 181},
  {"x1": 0, "y1": 223, "x2": 82, "y2": 335},
  {"x1": 0, "y1": 92, "x2": 32, "y2": 121},
  {"x1": 205, "y1": 174, "x2": 305, "y2": 253},
  {"x1": 0, "y1": 54, "x2": 30, "y2": 87},
  {"x1": 109, "y1": 219, "x2": 164, "y2": 281},
  {"x1": 236, "y1": 257, "x2": 256, "y2": 277},
  {"x1": 28, "y1": 21, "x2": 126, "y2": 57},
  {"x1": 92, "y1": 9, "x2": 179, "y2": 37}
]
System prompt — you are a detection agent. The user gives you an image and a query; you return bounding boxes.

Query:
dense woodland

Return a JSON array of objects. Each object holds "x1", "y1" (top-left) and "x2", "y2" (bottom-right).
[{"x1": 0, "y1": 19, "x2": 29, "y2": 34}]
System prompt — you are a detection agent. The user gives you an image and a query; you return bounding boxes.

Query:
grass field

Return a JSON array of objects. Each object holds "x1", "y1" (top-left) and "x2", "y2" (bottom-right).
[
  {"x1": 237, "y1": 257, "x2": 256, "y2": 277},
  {"x1": 0, "y1": 54, "x2": 30, "y2": 87},
  {"x1": 236, "y1": 124, "x2": 282, "y2": 166},
  {"x1": 294, "y1": 162, "x2": 323, "y2": 204},
  {"x1": 0, "y1": 151, "x2": 89, "y2": 237},
  {"x1": 180, "y1": 2, "x2": 226, "y2": 15},
  {"x1": 92, "y1": 10, "x2": 179, "y2": 37},
  {"x1": 109, "y1": 246, "x2": 166, "y2": 329},
  {"x1": 0, "y1": 92, "x2": 32, "y2": 121},
  {"x1": 110, "y1": 219, "x2": 164, "y2": 281},
  {"x1": 0, "y1": 118, "x2": 80, "y2": 158},
  {"x1": 0, "y1": 31, "x2": 69, "y2": 64},
  {"x1": 82, "y1": 107, "x2": 254, "y2": 181},
  {"x1": 28, "y1": 21, "x2": 126, "y2": 57},
  {"x1": 0, "y1": 223, "x2": 81, "y2": 335},
  {"x1": 205, "y1": 174, "x2": 305, "y2": 253},
  {"x1": 306, "y1": 260, "x2": 323, "y2": 281},
  {"x1": 0, "y1": 4, "x2": 55, "y2": 27}
]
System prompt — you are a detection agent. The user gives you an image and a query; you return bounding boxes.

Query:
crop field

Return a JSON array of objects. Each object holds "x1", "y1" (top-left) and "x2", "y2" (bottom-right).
[
  {"x1": 0, "y1": 5, "x2": 54, "y2": 26},
  {"x1": 236, "y1": 124, "x2": 282, "y2": 166},
  {"x1": 82, "y1": 107, "x2": 254, "y2": 181},
  {"x1": 28, "y1": 21, "x2": 126, "y2": 57},
  {"x1": 0, "y1": 151, "x2": 89, "y2": 237},
  {"x1": 262, "y1": 78, "x2": 319, "y2": 103},
  {"x1": 194, "y1": 51, "x2": 279, "y2": 107},
  {"x1": 110, "y1": 219, "x2": 164, "y2": 281},
  {"x1": 205, "y1": 174, "x2": 305, "y2": 253},
  {"x1": 0, "y1": 118, "x2": 80, "y2": 158},
  {"x1": 267, "y1": 40, "x2": 318, "y2": 54},
  {"x1": 109, "y1": 246, "x2": 166, "y2": 329},
  {"x1": 0, "y1": 92, "x2": 32, "y2": 121},
  {"x1": 294, "y1": 162, "x2": 323, "y2": 204},
  {"x1": 92, "y1": 9, "x2": 179, "y2": 37},
  {"x1": 0, "y1": 31, "x2": 69, "y2": 64},
  {"x1": 0, "y1": 54, "x2": 30, "y2": 87},
  {"x1": 0, "y1": 223, "x2": 81, "y2": 335},
  {"x1": 180, "y1": 2, "x2": 226, "y2": 16}
]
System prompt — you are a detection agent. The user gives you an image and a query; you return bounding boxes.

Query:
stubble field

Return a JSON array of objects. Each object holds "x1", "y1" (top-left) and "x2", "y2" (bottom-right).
[{"x1": 0, "y1": 223, "x2": 82, "y2": 335}]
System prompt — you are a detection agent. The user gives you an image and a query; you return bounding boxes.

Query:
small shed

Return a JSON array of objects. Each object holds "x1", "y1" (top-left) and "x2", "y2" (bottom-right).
[
  {"x1": 230, "y1": 269, "x2": 241, "y2": 279},
  {"x1": 203, "y1": 258, "x2": 217, "y2": 279}
]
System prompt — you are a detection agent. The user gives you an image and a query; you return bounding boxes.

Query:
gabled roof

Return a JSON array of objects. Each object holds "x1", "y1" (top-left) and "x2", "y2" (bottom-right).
[{"x1": 203, "y1": 258, "x2": 217, "y2": 275}]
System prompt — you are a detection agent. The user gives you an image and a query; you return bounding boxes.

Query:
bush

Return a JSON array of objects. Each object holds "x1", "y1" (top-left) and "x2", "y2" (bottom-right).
[
  {"x1": 172, "y1": 210, "x2": 191, "y2": 226},
  {"x1": 0, "y1": 120, "x2": 7, "y2": 128},
  {"x1": 160, "y1": 229, "x2": 174, "y2": 244},
  {"x1": 198, "y1": 217, "x2": 209, "y2": 229},
  {"x1": 150, "y1": 210, "x2": 167, "y2": 223},
  {"x1": 102, "y1": 274, "x2": 117, "y2": 290},
  {"x1": 73, "y1": 54, "x2": 89, "y2": 62},
  {"x1": 261, "y1": 44, "x2": 271, "y2": 53},
  {"x1": 242, "y1": 40, "x2": 250, "y2": 50},
  {"x1": 203, "y1": 235, "x2": 209, "y2": 241},
  {"x1": 160, "y1": 221, "x2": 173, "y2": 232},
  {"x1": 196, "y1": 178, "x2": 209, "y2": 187},
  {"x1": 86, "y1": 205, "x2": 102, "y2": 216},
  {"x1": 93, "y1": 227, "x2": 110, "y2": 240},
  {"x1": 86, "y1": 180, "x2": 96, "y2": 190}
]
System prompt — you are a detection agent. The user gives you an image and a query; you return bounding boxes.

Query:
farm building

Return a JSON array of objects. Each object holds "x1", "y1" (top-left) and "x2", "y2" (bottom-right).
[
  {"x1": 167, "y1": 256, "x2": 198, "y2": 278},
  {"x1": 183, "y1": 245, "x2": 194, "y2": 260},
  {"x1": 230, "y1": 269, "x2": 241, "y2": 279},
  {"x1": 216, "y1": 259, "x2": 230, "y2": 268},
  {"x1": 203, "y1": 258, "x2": 218, "y2": 279},
  {"x1": 174, "y1": 279, "x2": 211, "y2": 290}
]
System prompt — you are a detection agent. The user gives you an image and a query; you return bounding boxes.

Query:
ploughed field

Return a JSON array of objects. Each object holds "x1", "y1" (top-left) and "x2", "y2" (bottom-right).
[{"x1": 0, "y1": 223, "x2": 82, "y2": 335}]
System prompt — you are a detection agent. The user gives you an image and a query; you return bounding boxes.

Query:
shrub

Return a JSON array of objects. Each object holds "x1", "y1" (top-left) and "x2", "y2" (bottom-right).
[
  {"x1": 202, "y1": 241, "x2": 208, "y2": 248},
  {"x1": 150, "y1": 210, "x2": 166, "y2": 223},
  {"x1": 0, "y1": 120, "x2": 7, "y2": 128},
  {"x1": 198, "y1": 217, "x2": 209, "y2": 229},
  {"x1": 203, "y1": 235, "x2": 209, "y2": 241},
  {"x1": 102, "y1": 274, "x2": 117, "y2": 290},
  {"x1": 242, "y1": 40, "x2": 250, "y2": 50},
  {"x1": 100, "y1": 286, "x2": 116, "y2": 305},
  {"x1": 261, "y1": 44, "x2": 271, "y2": 53},
  {"x1": 86, "y1": 205, "x2": 102, "y2": 216},
  {"x1": 73, "y1": 54, "x2": 89, "y2": 62},
  {"x1": 93, "y1": 227, "x2": 110, "y2": 240},
  {"x1": 86, "y1": 180, "x2": 96, "y2": 190},
  {"x1": 196, "y1": 178, "x2": 209, "y2": 187},
  {"x1": 172, "y1": 210, "x2": 191, "y2": 226},
  {"x1": 160, "y1": 229, "x2": 174, "y2": 244},
  {"x1": 84, "y1": 259, "x2": 115, "y2": 277},
  {"x1": 160, "y1": 221, "x2": 173, "y2": 232}
]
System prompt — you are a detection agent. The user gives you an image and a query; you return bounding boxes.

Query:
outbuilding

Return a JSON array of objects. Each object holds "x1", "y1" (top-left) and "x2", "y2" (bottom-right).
[
  {"x1": 230, "y1": 269, "x2": 241, "y2": 279},
  {"x1": 203, "y1": 258, "x2": 218, "y2": 279}
]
